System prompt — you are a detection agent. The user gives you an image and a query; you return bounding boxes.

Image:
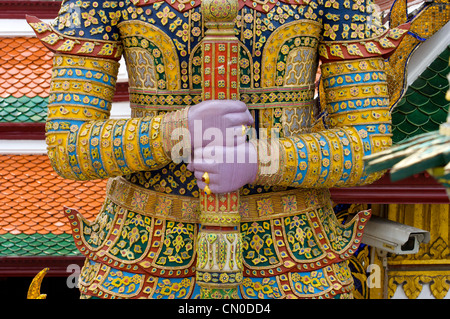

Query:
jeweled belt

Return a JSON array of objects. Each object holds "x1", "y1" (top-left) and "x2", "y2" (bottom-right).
[{"x1": 106, "y1": 176, "x2": 329, "y2": 224}]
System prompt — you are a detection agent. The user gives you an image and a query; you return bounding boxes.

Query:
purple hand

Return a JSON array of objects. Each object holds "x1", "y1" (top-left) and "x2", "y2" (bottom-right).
[
  {"x1": 186, "y1": 99, "x2": 257, "y2": 193},
  {"x1": 188, "y1": 141, "x2": 258, "y2": 194},
  {"x1": 188, "y1": 100, "x2": 253, "y2": 149}
]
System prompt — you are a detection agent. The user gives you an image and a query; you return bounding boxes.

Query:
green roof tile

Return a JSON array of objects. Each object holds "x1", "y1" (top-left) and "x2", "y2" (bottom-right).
[
  {"x1": 419, "y1": 67, "x2": 438, "y2": 80},
  {"x1": 430, "y1": 108, "x2": 449, "y2": 123},
  {"x1": 392, "y1": 45, "x2": 450, "y2": 144},
  {"x1": 407, "y1": 109, "x2": 431, "y2": 126},
  {"x1": 0, "y1": 96, "x2": 48, "y2": 123},
  {"x1": 409, "y1": 77, "x2": 427, "y2": 90},
  {"x1": 0, "y1": 233, "x2": 81, "y2": 257},
  {"x1": 428, "y1": 73, "x2": 447, "y2": 89}
]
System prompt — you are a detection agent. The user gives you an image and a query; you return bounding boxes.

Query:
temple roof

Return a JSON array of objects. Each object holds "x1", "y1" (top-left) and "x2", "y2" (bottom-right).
[
  {"x1": 0, "y1": 155, "x2": 106, "y2": 256},
  {"x1": 0, "y1": 37, "x2": 51, "y2": 123},
  {"x1": 0, "y1": 96, "x2": 48, "y2": 123},
  {"x1": 392, "y1": 45, "x2": 450, "y2": 144},
  {"x1": 0, "y1": 37, "x2": 51, "y2": 99}
]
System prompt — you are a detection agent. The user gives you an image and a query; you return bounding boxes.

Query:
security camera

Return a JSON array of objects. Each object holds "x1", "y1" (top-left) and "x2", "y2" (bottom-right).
[{"x1": 361, "y1": 215, "x2": 430, "y2": 255}]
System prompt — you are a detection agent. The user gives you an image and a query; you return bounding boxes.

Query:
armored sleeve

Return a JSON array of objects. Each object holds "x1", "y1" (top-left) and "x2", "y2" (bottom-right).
[
  {"x1": 253, "y1": 0, "x2": 410, "y2": 188},
  {"x1": 27, "y1": 1, "x2": 185, "y2": 180}
]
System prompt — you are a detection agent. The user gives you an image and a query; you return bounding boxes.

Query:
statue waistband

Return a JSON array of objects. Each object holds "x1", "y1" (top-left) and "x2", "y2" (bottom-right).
[{"x1": 106, "y1": 176, "x2": 330, "y2": 223}]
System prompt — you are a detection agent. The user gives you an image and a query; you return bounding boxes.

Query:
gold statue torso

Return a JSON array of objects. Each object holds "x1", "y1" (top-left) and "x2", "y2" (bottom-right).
[
  {"x1": 116, "y1": 3, "x2": 323, "y2": 200},
  {"x1": 46, "y1": 0, "x2": 366, "y2": 299},
  {"x1": 119, "y1": 9, "x2": 320, "y2": 137}
]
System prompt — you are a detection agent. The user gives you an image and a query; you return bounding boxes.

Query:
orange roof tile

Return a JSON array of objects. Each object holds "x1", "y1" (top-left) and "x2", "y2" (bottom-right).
[
  {"x1": 0, "y1": 37, "x2": 53, "y2": 99},
  {"x1": 0, "y1": 155, "x2": 106, "y2": 235}
]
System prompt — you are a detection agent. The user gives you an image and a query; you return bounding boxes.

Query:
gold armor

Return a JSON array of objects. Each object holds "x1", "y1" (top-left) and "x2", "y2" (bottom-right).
[{"x1": 27, "y1": 0, "x2": 410, "y2": 298}]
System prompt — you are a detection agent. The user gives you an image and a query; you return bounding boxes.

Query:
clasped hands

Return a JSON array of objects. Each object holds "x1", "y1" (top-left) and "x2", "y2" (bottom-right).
[{"x1": 185, "y1": 100, "x2": 258, "y2": 194}]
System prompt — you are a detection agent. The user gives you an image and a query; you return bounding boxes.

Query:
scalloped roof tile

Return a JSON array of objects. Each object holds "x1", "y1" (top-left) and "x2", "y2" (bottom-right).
[
  {"x1": 0, "y1": 233, "x2": 80, "y2": 256},
  {"x1": 0, "y1": 155, "x2": 106, "y2": 236},
  {"x1": 0, "y1": 37, "x2": 52, "y2": 99},
  {"x1": 0, "y1": 155, "x2": 107, "y2": 256},
  {"x1": 392, "y1": 45, "x2": 450, "y2": 144},
  {"x1": 0, "y1": 37, "x2": 52, "y2": 123},
  {"x1": 0, "y1": 96, "x2": 48, "y2": 121}
]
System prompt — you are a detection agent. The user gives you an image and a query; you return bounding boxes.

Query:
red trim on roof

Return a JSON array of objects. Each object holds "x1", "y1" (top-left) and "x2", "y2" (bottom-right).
[
  {"x1": 114, "y1": 82, "x2": 130, "y2": 102},
  {"x1": 0, "y1": 1, "x2": 62, "y2": 20},
  {"x1": 0, "y1": 122, "x2": 45, "y2": 140},
  {"x1": 0, "y1": 256, "x2": 84, "y2": 277},
  {"x1": 330, "y1": 172, "x2": 450, "y2": 204}
]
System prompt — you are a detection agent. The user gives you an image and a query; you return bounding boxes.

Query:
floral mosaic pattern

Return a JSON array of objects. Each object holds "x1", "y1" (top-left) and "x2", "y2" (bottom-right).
[{"x1": 29, "y1": 0, "x2": 404, "y2": 299}]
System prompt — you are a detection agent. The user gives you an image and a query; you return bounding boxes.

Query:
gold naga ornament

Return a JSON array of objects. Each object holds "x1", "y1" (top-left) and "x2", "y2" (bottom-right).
[{"x1": 27, "y1": 268, "x2": 48, "y2": 299}]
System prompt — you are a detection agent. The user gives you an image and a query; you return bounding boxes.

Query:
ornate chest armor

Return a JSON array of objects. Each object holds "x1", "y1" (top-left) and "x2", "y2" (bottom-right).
[{"x1": 28, "y1": 0, "x2": 409, "y2": 299}]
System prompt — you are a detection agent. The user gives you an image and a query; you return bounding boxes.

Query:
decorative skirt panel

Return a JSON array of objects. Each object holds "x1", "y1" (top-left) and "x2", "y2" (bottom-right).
[{"x1": 68, "y1": 176, "x2": 370, "y2": 299}]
